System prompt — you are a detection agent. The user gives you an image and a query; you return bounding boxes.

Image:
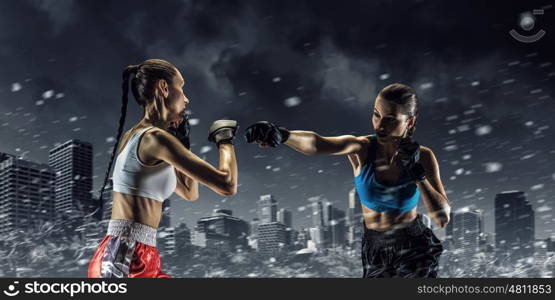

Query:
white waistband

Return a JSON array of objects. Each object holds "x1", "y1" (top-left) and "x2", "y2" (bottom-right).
[{"x1": 107, "y1": 219, "x2": 157, "y2": 247}]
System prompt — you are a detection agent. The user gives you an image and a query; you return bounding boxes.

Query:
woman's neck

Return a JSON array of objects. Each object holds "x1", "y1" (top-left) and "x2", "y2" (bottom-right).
[
  {"x1": 137, "y1": 118, "x2": 170, "y2": 130},
  {"x1": 376, "y1": 143, "x2": 398, "y2": 165}
]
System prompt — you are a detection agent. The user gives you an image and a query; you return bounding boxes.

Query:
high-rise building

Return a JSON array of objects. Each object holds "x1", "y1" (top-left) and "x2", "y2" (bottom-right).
[
  {"x1": 0, "y1": 153, "x2": 56, "y2": 238},
  {"x1": 49, "y1": 140, "x2": 94, "y2": 215},
  {"x1": 346, "y1": 189, "x2": 363, "y2": 246},
  {"x1": 157, "y1": 227, "x2": 176, "y2": 256},
  {"x1": 159, "y1": 199, "x2": 171, "y2": 229},
  {"x1": 308, "y1": 196, "x2": 325, "y2": 227},
  {"x1": 452, "y1": 208, "x2": 482, "y2": 260},
  {"x1": 533, "y1": 239, "x2": 548, "y2": 262},
  {"x1": 495, "y1": 191, "x2": 535, "y2": 260},
  {"x1": 194, "y1": 209, "x2": 249, "y2": 250},
  {"x1": 294, "y1": 228, "x2": 310, "y2": 249},
  {"x1": 250, "y1": 218, "x2": 261, "y2": 238},
  {"x1": 175, "y1": 222, "x2": 191, "y2": 247},
  {"x1": 308, "y1": 226, "x2": 325, "y2": 250},
  {"x1": 149, "y1": 198, "x2": 173, "y2": 251},
  {"x1": 258, "y1": 194, "x2": 277, "y2": 223},
  {"x1": 324, "y1": 202, "x2": 347, "y2": 247},
  {"x1": 545, "y1": 237, "x2": 554, "y2": 253},
  {"x1": 257, "y1": 222, "x2": 288, "y2": 255},
  {"x1": 277, "y1": 208, "x2": 292, "y2": 227}
]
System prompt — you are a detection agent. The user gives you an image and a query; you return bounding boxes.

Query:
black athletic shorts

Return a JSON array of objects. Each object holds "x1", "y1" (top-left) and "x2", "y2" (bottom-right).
[{"x1": 361, "y1": 214, "x2": 443, "y2": 278}]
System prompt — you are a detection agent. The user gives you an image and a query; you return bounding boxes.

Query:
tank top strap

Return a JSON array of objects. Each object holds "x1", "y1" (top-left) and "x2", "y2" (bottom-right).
[{"x1": 129, "y1": 126, "x2": 155, "y2": 143}]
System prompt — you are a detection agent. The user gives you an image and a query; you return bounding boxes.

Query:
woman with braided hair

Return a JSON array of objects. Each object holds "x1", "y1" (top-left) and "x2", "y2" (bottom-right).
[
  {"x1": 245, "y1": 83, "x2": 450, "y2": 278},
  {"x1": 88, "y1": 59, "x2": 239, "y2": 278}
]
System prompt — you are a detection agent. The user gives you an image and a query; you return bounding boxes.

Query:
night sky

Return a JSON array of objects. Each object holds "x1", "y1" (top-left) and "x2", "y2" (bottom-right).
[{"x1": 1, "y1": 0, "x2": 554, "y2": 238}]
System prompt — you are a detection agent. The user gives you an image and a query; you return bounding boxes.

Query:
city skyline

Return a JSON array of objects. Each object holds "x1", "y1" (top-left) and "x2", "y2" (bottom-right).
[
  {"x1": 0, "y1": 145, "x2": 550, "y2": 246},
  {"x1": 0, "y1": 141, "x2": 553, "y2": 241}
]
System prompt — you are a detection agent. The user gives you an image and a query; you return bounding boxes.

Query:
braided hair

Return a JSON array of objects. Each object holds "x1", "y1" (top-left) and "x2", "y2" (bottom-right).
[{"x1": 98, "y1": 59, "x2": 178, "y2": 207}]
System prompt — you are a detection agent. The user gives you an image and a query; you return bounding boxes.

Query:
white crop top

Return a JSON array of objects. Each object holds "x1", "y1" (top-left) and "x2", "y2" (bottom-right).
[{"x1": 112, "y1": 126, "x2": 176, "y2": 202}]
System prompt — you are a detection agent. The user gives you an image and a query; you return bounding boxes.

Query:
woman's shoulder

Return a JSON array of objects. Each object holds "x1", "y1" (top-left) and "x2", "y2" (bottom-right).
[
  {"x1": 419, "y1": 145, "x2": 434, "y2": 156},
  {"x1": 418, "y1": 145, "x2": 439, "y2": 167}
]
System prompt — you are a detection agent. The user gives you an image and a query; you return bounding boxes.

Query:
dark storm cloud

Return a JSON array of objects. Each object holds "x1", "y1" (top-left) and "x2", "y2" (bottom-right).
[{"x1": 1, "y1": 0, "x2": 554, "y2": 236}]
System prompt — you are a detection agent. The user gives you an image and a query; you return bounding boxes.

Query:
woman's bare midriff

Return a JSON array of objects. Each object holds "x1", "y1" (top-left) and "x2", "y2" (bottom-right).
[
  {"x1": 351, "y1": 135, "x2": 419, "y2": 232},
  {"x1": 111, "y1": 192, "x2": 163, "y2": 229},
  {"x1": 109, "y1": 125, "x2": 167, "y2": 229},
  {"x1": 362, "y1": 206, "x2": 417, "y2": 231}
]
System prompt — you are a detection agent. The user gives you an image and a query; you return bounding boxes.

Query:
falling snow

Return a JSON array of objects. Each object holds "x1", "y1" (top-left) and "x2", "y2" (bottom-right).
[
  {"x1": 189, "y1": 118, "x2": 200, "y2": 126},
  {"x1": 530, "y1": 184, "x2": 544, "y2": 191},
  {"x1": 475, "y1": 125, "x2": 492, "y2": 136},
  {"x1": 11, "y1": 82, "x2": 22, "y2": 92},
  {"x1": 284, "y1": 96, "x2": 302, "y2": 107},
  {"x1": 42, "y1": 90, "x2": 54, "y2": 99},
  {"x1": 420, "y1": 82, "x2": 434, "y2": 90},
  {"x1": 199, "y1": 146, "x2": 212, "y2": 154},
  {"x1": 484, "y1": 162, "x2": 503, "y2": 173}
]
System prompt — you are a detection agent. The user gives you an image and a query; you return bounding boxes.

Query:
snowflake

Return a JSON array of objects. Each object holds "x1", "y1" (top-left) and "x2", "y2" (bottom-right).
[
  {"x1": 420, "y1": 82, "x2": 434, "y2": 90},
  {"x1": 484, "y1": 162, "x2": 503, "y2": 173},
  {"x1": 284, "y1": 96, "x2": 302, "y2": 107},
  {"x1": 199, "y1": 146, "x2": 212, "y2": 154},
  {"x1": 42, "y1": 90, "x2": 54, "y2": 99},
  {"x1": 189, "y1": 118, "x2": 200, "y2": 126},
  {"x1": 11, "y1": 82, "x2": 22, "y2": 92},
  {"x1": 530, "y1": 184, "x2": 544, "y2": 191},
  {"x1": 537, "y1": 206, "x2": 552, "y2": 213},
  {"x1": 475, "y1": 125, "x2": 492, "y2": 136}
]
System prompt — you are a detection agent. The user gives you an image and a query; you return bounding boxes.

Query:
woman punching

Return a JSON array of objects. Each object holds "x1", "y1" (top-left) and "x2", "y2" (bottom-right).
[{"x1": 245, "y1": 83, "x2": 450, "y2": 278}]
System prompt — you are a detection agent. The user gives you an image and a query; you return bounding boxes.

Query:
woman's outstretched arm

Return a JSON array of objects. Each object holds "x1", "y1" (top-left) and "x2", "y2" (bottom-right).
[
  {"x1": 285, "y1": 131, "x2": 367, "y2": 155},
  {"x1": 244, "y1": 121, "x2": 367, "y2": 155}
]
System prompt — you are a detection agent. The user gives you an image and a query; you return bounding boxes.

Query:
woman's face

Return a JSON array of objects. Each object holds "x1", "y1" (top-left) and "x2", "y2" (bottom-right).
[
  {"x1": 371, "y1": 96, "x2": 414, "y2": 143},
  {"x1": 165, "y1": 69, "x2": 189, "y2": 127}
]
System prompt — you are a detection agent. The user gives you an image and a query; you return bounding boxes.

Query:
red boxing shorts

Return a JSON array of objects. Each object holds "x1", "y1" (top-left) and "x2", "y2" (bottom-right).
[{"x1": 88, "y1": 219, "x2": 170, "y2": 278}]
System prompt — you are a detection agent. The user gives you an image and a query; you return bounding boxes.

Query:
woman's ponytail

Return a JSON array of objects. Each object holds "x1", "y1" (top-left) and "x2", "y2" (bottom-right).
[{"x1": 98, "y1": 65, "x2": 137, "y2": 207}]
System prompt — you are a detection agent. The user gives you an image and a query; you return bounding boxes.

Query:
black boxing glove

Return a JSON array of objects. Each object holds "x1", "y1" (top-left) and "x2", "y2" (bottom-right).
[
  {"x1": 397, "y1": 137, "x2": 426, "y2": 182},
  {"x1": 208, "y1": 120, "x2": 238, "y2": 146},
  {"x1": 167, "y1": 113, "x2": 191, "y2": 149},
  {"x1": 244, "y1": 121, "x2": 290, "y2": 147}
]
